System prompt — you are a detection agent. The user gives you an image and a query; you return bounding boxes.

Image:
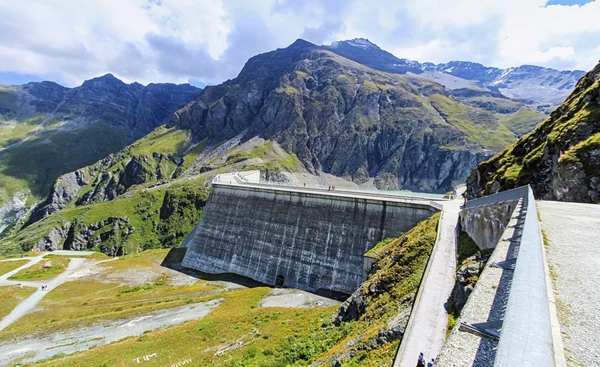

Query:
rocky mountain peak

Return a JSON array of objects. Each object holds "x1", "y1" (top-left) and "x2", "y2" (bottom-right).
[
  {"x1": 287, "y1": 38, "x2": 316, "y2": 49},
  {"x1": 334, "y1": 38, "x2": 380, "y2": 50}
]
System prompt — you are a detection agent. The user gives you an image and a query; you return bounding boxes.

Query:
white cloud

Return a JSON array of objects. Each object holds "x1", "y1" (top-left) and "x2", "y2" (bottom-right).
[{"x1": 0, "y1": 0, "x2": 597, "y2": 87}]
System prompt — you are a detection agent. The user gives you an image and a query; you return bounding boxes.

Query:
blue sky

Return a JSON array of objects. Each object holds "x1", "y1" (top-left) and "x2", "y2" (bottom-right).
[{"x1": 0, "y1": 0, "x2": 598, "y2": 87}]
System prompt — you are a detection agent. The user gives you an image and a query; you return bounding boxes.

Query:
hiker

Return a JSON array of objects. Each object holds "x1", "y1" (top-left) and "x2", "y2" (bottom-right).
[
  {"x1": 328, "y1": 185, "x2": 331, "y2": 191},
  {"x1": 427, "y1": 358, "x2": 435, "y2": 367},
  {"x1": 417, "y1": 352, "x2": 425, "y2": 367},
  {"x1": 303, "y1": 183, "x2": 306, "y2": 187}
]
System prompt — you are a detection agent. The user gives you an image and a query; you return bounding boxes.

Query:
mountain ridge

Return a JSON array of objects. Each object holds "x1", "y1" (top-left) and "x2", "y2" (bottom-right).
[{"x1": 327, "y1": 38, "x2": 585, "y2": 111}]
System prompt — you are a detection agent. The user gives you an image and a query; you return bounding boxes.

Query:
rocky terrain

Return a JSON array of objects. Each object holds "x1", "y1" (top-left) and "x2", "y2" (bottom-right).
[
  {"x1": 0, "y1": 76, "x2": 200, "y2": 234},
  {"x1": 329, "y1": 38, "x2": 584, "y2": 111},
  {"x1": 466, "y1": 62, "x2": 600, "y2": 203},
  {"x1": 170, "y1": 39, "x2": 543, "y2": 193}
]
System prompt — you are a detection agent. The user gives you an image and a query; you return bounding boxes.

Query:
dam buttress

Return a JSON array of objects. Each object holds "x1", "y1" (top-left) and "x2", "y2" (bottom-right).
[{"x1": 182, "y1": 183, "x2": 440, "y2": 295}]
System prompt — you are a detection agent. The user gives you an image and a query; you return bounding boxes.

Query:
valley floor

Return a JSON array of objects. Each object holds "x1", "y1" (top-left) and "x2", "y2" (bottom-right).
[
  {"x1": 0, "y1": 249, "x2": 341, "y2": 366},
  {"x1": 538, "y1": 201, "x2": 600, "y2": 366}
]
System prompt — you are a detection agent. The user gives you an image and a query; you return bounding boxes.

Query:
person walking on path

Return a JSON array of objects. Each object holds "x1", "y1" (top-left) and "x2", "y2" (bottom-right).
[
  {"x1": 427, "y1": 358, "x2": 435, "y2": 367},
  {"x1": 417, "y1": 352, "x2": 426, "y2": 367}
]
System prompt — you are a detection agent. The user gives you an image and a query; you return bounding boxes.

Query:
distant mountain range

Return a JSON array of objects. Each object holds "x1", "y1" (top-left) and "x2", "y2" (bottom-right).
[
  {"x1": 467, "y1": 61, "x2": 600, "y2": 203},
  {"x1": 328, "y1": 38, "x2": 585, "y2": 112},
  {"x1": 0, "y1": 76, "x2": 199, "y2": 233}
]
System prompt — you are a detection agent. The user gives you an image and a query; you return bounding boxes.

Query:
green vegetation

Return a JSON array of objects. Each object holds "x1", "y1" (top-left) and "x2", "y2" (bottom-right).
[
  {"x1": 0, "y1": 120, "x2": 130, "y2": 206},
  {"x1": 470, "y1": 64, "x2": 600, "y2": 198},
  {"x1": 0, "y1": 285, "x2": 36, "y2": 319},
  {"x1": 430, "y1": 94, "x2": 516, "y2": 152},
  {"x1": 457, "y1": 226, "x2": 479, "y2": 264},
  {"x1": 0, "y1": 89, "x2": 18, "y2": 115},
  {"x1": 500, "y1": 106, "x2": 546, "y2": 136},
  {"x1": 4, "y1": 176, "x2": 208, "y2": 255},
  {"x1": 0, "y1": 259, "x2": 28, "y2": 276},
  {"x1": 8, "y1": 256, "x2": 69, "y2": 281},
  {"x1": 0, "y1": 115, "x2": 44, "y2": 149}
]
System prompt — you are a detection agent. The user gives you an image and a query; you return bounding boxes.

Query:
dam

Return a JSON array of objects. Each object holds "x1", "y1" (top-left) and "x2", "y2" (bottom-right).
[{"x1": 181, "y1": 182, "x2": 442, "y2": 295}]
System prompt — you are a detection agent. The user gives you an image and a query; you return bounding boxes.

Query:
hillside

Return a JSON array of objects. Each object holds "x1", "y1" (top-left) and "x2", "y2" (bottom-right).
[
  {"x1": 0, "y1": 76, "x2": 200, "y2": 234},
  {"x1": 170, "y1": 39, "x2": 540, "y2": 193},
  {"x1": 328, "y1": 38, "x2": 584, "y2": 111},
  {"x1": 466, "y1": 62, "x2": 600, "y2": 203}
]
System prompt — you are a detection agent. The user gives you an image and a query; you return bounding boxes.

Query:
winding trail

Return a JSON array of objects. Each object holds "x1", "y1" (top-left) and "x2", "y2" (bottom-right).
[
  {"x1": 394, "y1": 197, "x2": 461, "y2": 367},
  {"x1": 0, "y1": 251, "x2": 95, "y2": 331}
]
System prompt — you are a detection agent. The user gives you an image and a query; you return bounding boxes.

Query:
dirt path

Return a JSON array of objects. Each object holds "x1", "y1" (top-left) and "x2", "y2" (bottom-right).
[
  {"x1": 394, "y1": 198, "x2": 461, "y2": 367},
  {"x1": 0, "y1": 299, "x2": 222, "y2": 365},
  {"x1": 0, "y1": 251, "x2": 97, "y2": 331}
]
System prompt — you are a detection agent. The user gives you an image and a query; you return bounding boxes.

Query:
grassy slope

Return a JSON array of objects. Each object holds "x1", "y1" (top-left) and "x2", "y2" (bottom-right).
[
  {"x1": 0, "y1": 115, "x2": 44, "y2": 149},
  {"x1": 0, "y1": 285, "x2": 36, "y2": 320},
  {"x1": 0, "y1": 259, "x2": 28, "y2": 276},
  {"x1": 8, "y1": 256, "x2": 69, "y2": 281},
  {"x1": 0, "y1": 120, "x2": 130, "y2": 206},
  {"x1": 429, "y1": 94, "x2": 516, "y2": 152},
  {"x1": 29, "y1": 214, "x2": 439, "y2": 367},
  {"x1": 3, "y1": 176, "x2": 209, "y2": 255},
  {"x1": 500, "y1": 106, "x2": 546, "y2": 137}
]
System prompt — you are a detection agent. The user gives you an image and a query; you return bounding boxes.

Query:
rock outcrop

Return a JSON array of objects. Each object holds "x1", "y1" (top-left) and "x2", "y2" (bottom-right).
[
  {"x1": 467, "y1": 62, "x2": 600, "y2": 202},
  {"x1": 170, "y1": 39, "x2": 498, "y2": 193}
]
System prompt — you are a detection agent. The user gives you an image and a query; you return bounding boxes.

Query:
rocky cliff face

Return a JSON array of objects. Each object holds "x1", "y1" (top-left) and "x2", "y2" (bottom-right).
[
  {"x1": 466, "y1": 62, "x2": 600, "y2": 203},
  {"x1": 170, "y1": 39, "x2": 511, "y2": 193},
  {"x1": 9, "y1": 74, "x2": 200, "y2": 139}
]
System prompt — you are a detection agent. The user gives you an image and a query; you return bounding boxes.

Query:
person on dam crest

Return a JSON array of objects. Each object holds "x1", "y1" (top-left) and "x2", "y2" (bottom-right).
[{"x1": 417, "y1": 352, "x2": 425, "y2": 367}]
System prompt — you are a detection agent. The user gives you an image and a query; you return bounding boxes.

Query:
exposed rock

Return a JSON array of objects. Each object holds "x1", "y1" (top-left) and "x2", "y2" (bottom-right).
[
  {"x1": 35, "y1": 222, "x2": 71, "y2": 251},
  {"x1": 450, "y1": 252, "x2": 491, "y2": 314},
  {"x1": 170, "y1": 40, "x2": 492, "y2": 193},
  {"x1": 333, "y1": 285, "x2": 367, "y2": 325}
]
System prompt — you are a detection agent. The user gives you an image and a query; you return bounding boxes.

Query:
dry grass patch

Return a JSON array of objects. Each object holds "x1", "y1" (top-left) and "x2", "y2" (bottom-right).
[
  {"x1": 0, "y1": 285, "x2": 36, "y2": 319},
  {"x1": 0, "y1": 259, "x2": 29, "y2": 276}
]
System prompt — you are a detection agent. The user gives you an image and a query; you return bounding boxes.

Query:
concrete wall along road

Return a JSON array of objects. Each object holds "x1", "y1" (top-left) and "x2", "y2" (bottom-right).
[{"x1": 182, "y1": 184, "x2": 439, "y2": 295}]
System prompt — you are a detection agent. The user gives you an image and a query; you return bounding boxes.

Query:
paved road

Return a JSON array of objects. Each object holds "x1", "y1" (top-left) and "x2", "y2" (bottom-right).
[
  {"x1": 538, "y1": 201, "x2": 600, "y2": 366},
  {"x1": 394, "y1": 198, "x2": 461, "y2": 366}
]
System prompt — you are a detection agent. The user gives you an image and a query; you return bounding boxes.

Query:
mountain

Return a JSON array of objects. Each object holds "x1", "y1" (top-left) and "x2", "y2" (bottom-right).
[
  {"x1": 466, "y1": 62, "x2": 600, "y2": 203},
  {"x1": 327, "y1": 38, "x2": 585, "y2": 111},
  {"x1": 170, "y1": 39, "x2": 545, "y2": 192},
  {"x1": 0, "y1": 76, "x2": 200, "y2": 234},
  {"x1": 2, "y1": 38, "x2": 552, "y2": 254}
]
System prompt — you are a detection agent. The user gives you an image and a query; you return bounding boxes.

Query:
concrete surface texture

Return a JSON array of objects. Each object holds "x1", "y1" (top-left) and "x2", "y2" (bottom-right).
[
  {"x1": 435, "y1": 200, "x2": 524, "y2": 366},
  {"x1": 460, "y1": 200, "x2": 518, "y2": 250},
  {"x1": 182, "y1": 184, "x2": 439, "y2": 295},
  {"x1": 394, "y1": 198, "x2": 461, "y2": 367},
  {"x1": 539, "y1": 201, "x2": 600, "y2": 366}
]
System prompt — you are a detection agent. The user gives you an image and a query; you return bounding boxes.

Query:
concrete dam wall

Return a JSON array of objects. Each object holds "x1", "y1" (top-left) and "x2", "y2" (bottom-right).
[{"x1": 182, "y1": 184, "x2": 440, "y2": 295}]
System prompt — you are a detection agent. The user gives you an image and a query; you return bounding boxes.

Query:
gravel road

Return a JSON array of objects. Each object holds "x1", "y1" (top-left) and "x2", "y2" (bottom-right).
[{"x1": 538, "y1": 201, "x2": 600, "y2": 366}]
